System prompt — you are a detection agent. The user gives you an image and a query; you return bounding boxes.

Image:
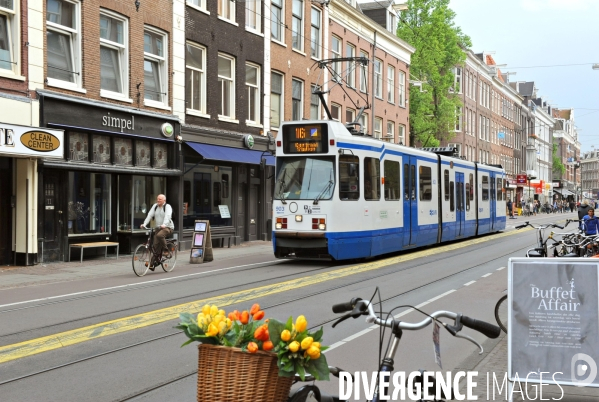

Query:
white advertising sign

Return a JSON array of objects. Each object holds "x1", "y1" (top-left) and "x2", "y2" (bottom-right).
[{"x1": 0, "y1": 123, "x2": 64, "y2": 159}]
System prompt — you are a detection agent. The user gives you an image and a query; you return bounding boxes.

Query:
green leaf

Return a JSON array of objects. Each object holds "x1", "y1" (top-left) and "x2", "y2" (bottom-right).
[
  {"x1": 311, "y1": 327, "x2": 324, "y2": 342},
  {"x1": 296, "y1": 363, "x2": 306, "y2": 381},
  {"x1": 285, "y1": 316, "x2": 293, "y2": 331},
  {"x1": 309, "y1": 355, "x2": 330, "y2": 381},
  {"x1": 268, "y1": 319, "x2": 286, "y2": 345},
  {"x1": 180, "y1": 338, "x2": 195, "y2": 347}
]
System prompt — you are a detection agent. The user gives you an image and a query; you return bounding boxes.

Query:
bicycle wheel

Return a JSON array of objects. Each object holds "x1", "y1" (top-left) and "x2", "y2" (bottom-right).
[
  {"x1": 132, "y1": 244, "x2": 151, "y2": 277},
  {"x1": 162, "y1": 242, "x2": 178, "y2": 272},
  {"x1": 494, "y1": 294, "x2": 508, "y2": 334}
]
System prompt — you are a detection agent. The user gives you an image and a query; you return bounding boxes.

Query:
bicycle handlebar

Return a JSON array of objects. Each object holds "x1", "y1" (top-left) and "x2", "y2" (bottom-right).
[
  {"x1": 515, "y1": 222, "x2": 564, "y2": 230},
  {"x1": 460, "y1": 315, "x2": 502, "y2": 339}
]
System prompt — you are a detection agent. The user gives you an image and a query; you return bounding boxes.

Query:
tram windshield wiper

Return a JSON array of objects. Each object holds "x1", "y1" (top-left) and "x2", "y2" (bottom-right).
[
  {"x1": 276, "y1": 172, "x2": 288, "y2": 204},
  {"x1": 313, "y1": 171, "x2": 334, "y2": 205}
]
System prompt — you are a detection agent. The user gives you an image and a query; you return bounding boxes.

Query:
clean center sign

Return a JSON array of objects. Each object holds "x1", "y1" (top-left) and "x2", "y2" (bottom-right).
[{"x1": 0, "y1": 123, "x2": 64, "y2": 159}]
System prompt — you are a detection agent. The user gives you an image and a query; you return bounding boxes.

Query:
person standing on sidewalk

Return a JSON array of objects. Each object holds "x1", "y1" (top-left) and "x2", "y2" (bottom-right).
[{"x1": 141, "y1": 194, "x2": 174, "y2": 262}]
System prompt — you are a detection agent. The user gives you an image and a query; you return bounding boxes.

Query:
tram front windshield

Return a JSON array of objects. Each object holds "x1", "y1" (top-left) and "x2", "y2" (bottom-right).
[{"x1": 275, "y1": 157, "x2": 335, "y2": 201}]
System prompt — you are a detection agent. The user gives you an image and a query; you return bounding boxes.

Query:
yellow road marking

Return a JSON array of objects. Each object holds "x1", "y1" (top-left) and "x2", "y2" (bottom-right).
[{"x1": 0, "y1": 228, "x2": 525, "y2": 364}]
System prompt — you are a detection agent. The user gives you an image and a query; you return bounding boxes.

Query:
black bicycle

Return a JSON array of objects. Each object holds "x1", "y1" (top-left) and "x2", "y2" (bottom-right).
[{"x1": 132, "y1": 226, "x2": 178, "y2": 276}]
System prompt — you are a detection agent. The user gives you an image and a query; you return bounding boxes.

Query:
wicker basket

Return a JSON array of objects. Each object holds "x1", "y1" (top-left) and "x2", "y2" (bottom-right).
[{"x1": 197, "y1": 344, "x2": 293, "y2": 402}]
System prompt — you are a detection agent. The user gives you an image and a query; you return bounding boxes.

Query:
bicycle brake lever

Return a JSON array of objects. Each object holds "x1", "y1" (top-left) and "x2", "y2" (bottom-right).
[
  {"x1": 332, "y1": 314, "x2": 352, "y2": 328},
  {"x1": 454, "y1": 332, "x2": 484, "y2": 354}
]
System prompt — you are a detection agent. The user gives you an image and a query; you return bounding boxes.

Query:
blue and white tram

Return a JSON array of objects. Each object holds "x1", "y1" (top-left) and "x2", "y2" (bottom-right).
[{"x1": 272, "y1": 120, "x2": 506, "y2": 260}]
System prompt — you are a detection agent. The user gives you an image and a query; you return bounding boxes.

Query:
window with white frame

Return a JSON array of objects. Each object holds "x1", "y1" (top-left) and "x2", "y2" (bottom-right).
[
  {"x1": 386, "y1": 121, "x2": 394, "y2": 140},
  {"x1": 331, "y1": 36, "x2": 341, "y2": 82},
  {"x1": 0, "y1": 0, "x2": 17, "y2": 73},
  {"x1": 387, "y1": 10, "x2": 396, "y2": 33},
  {"x1": 246, "y1": 63, "x2": 260, "y2": 123},
  {"x1": 291, "y1": 78, "x2": 303, "y2": 120},
  {"x1": 398, "y1": 123, "x2": 405, "y2": 145},
  {"x1": 398, "y1": 70, "x2": 405, "y2": 107},
  {"x1": 453, "y1": 67, "x2": 462, "y2": 93},
  {"x1": 359, "y1": 112, "x2": 368, "y2": 133},
  {"x1": 291, "y1": 0, "x2": 303, "y2": 51},
  {"x1": 100, "y1": 11, "x2": 127, "y2": 96},
  {"x1": 143, "y1": 27, "x2": 167, "y2": 104},
  {"x1": 374, "y1": 58, "x2": 382, "y2": 98},
  {"x1": 185, "y1": 42, "x2": 206, "y2": 113},
  {"x1": 455, "y1": 106, "x2": 462, "y2": 132},
  {"x1": 218, "y1": 0, "x2": 234, "y2": 21},
  {"x1": 270, "y1": 72, "x2": 283, "y2": 127},
  {"x1": 310, "y1": 84, "x2": 319, "y2": 120},
  {"x1": 310, "y1": 7, "x2": 320, "y2": 58},
  {"x1": 359, "y1": 50, "x2": 368, "y2": 92},
  {"x1": 46, "y1": 0, "x2": 81, "y2": 86},
  {"x1": 246, "y1": 0, "x2": 261, "y2": 32},
  {"x1": 387, "y1": 65, "x2": 395, "y2": 103},
  {"x1": 330, "y1": 103, "x2": 340, "y2": 121},
  {"x1": 271, "y1": 0, "x2": 283, "y2": 42},
  {"x1": 374, "y1": 117, "x2": 382, "y2": 139},
  {"x1": 345, "y1": 108, "x2": 355, "y2": 123},
  {"x1": 218, "y1": 53, "x2": 235, "y2": 118},
  {"x1": 186, "y1": 0, "x2": 206, "y2": 10},
  {"x1": 346, "y1": 43, "x2": 355, "y2": 88}
]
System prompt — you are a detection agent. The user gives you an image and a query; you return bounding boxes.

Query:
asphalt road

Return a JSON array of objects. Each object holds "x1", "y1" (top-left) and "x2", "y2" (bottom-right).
[{"x1": 0, "y1": 213, "x2": 579, "y2": 401}]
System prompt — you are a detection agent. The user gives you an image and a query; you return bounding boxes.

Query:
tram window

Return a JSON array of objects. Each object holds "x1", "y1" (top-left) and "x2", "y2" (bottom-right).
[
  {"x1": 404, "y1": 164, "x2": 409, "y2": 200},
  {"x1": 482, "y1": 175, "x2": 489, "y2": 200},
  {"x1": 469, "y1": 173, "x2": 474, "y2": 201},
  {"x1": 497, "y1": 178, "x2": 502, "y2": 201},
  {"x1": 364, "y1": 157, "x2": 380, "y2": 200},
  {"x1": 419, "y1": 165, "x2": 432, "y2": 201},
  {"x1": 450, "y1": 181, "x2": 455, "y2": 211},
  {"x1": 465, "y1": 183, "x2": 471, "y2": 211},
  {"x1": 384, "y1": 160, "x2": 400, "y2": 201},
  {"x1": 339, "y1": 155, "x2": 359, "y2": 200},
  {"x1": 444, "y1": 170, "x2": 449, "y2": 201}
]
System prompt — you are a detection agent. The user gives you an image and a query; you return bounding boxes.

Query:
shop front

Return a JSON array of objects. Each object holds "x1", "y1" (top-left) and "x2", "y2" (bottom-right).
[
  {"x1": 38, "y1": 91, "x2": 182, "y2": 263},
  {"x1": 181, "y1": 130, "x2": 275, "y2": 249},
  {"x1": 0, "y1": 122, "x2": 64, "y2": 265}
]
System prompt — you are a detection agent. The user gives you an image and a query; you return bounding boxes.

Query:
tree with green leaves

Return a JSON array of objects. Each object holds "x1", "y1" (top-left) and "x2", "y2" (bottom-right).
[
  {"x1": 396, "y1": 0, "x2": 471, "y2": 147},
  {"x1": 552, "y1": 143, "x2": 566, "y2": 177}
]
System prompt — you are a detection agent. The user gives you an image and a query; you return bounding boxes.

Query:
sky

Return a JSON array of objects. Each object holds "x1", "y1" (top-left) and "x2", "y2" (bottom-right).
[{"x1": 448, "y1": 0, "x2": 599, "y2": 154}]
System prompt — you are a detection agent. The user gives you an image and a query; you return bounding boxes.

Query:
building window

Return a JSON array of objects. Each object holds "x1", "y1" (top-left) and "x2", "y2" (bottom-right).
[
  {"x1": 454, "y1": 67, "x2": 462, "y2": 93},
  {"x1": 246, "y1": 0, "x2": 261, "y2": 32},
  {"x1": 398, "y1": 70, "x2": 405, "y2": 107},
  {"x1": 387, "y1": 65, "x2": 395, "y2": 103},
  {"x1": 270, "y1": 71, "x2": 283, "y2": 128},
  {"x1": 246, "y1": 63, "x2": 260, "y2": 124},
  {"x1": 271, "y1": 0, "x2": 283, "y2": 42},
  {"x1": 218, "y1": 0, "x2": 234, "y2": 21},
  {"x1": 291, "y1": 0, "x2": 303, "y2": 51},
  {"x1": 359, "y1": 50, "x2": 368, "y2": 92},
  {"x1": 310, "y1": 7, "x2": 320, "y2": 58},
  {"x1": 292, "y1": 78, "x2": 303, "y2": 120},
  {"x1": 331, "y1": 35, "x2": 341, "y2": 81},
  {"x1": 374, "y1": 117, "x2": 382, "y2": 139},
  {"x1": 0, "y1": 0, "x2": 17, "y2": 72},
  {"x1": 346, "y1": 108, "x2": 355, "y2": 123},
  {"x1": 398, "y1": 124, "x2": 405, "y2": 145},
  {"x1": 346, "y1": 43, "x2": 355, "y2": 88},
  {"x1": 359, "y1": 112, "x2": 368, "y2": 133},
  {"x1": 99, "y1": 11, "x2": 127, "y2": 97},
  {"x1": 310, "y1": 84, "x2": 319, "y2": 120},
  {"x1": 387, "y1": 10, "x2": 396, "y2": 33},
  {"x1": 218, "y1": 53, "x2": 235, "y2": 118},
  {"x1": 143, "y1": 27, "x2": 167, "y2": 105},
  {"x1": 46, "y1": 0, "x2": 81, "y2": 86},
  {"x1": 386, "y1": 121, "x2": 394, "y2": 141},
  {"x1": 185, "y1": 42, "x2": 206, "y2": 113},
  {"x1": 68, "y1": 172, "x2": 111, "y2": 235},
  {"x1": 187, "y1": 0, "x2": 206, "y2": 10},
  {"x1": 455, "y1": 106, "x2": 462, "y2": 132},
  {"x1": 374, "y1": 58, "x2": 382, "y2": 98},
  {"x1": 331, "y1": 103, "x2": 340, "y2": 121}
]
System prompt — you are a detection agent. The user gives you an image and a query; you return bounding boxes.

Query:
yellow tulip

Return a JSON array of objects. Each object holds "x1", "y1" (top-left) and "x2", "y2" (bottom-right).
[
  {"x1": 213, "y1": 314, "x2": 224, "y2": 326},
  {"x1": 218, "y1": 309, "x2": 226, "y2": 317},
  {"x1": 210, "y1": 305, "x2": 219, "y2": 317},
  {"x1": 301, "y1": 337, "x2": 313, "y2": 350},
  {"x1": 225, "y1": 318, "x2": 232, "y2": 329},
  {"x1": 218, "y1": 321, "x2": 228, "y2": 335},
  {"x1": 202, "y1": 304, "x2": 211, "y2": 315},
  {"x1": 206, "y1": 322, "x2": 219, "y2": 337},
  {"x1": 311, "y1": 342, "x2": 320, "y2": 349},
  {"x1": 197, "y1": 316, "x2": 209, "y2": 330},
  {"x1": 307, "y1": 345, "x2": 320, "y2": 359},
  {"x1": 281, "y1": 330, "x2": 291, "y2": 342},
  {"x1": 289, "y1": 341, "x2": 300, "y2": 353},
  {"x1": 295, "y1": 315, "x2": 307, "y2": 332}
]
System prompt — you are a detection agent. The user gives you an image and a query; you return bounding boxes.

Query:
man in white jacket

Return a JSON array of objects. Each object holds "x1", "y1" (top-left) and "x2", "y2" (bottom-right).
[{"x1": 141, "y1": 194, "x2": 174, "y2": 267}]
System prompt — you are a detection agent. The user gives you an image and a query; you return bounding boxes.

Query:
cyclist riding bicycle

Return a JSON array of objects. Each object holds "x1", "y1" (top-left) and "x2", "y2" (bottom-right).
[
  {"x1": 583, "y1": 208, "x2": 598, "y2": 235},
  {"x1": 141, "y1": 194, "x2": 174, "y2": 270}
]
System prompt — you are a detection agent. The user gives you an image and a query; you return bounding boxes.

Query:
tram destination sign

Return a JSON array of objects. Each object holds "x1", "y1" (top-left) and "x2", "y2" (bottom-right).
[{"x1": 282, "y1": 123, "x2": 329, "y2": 154}]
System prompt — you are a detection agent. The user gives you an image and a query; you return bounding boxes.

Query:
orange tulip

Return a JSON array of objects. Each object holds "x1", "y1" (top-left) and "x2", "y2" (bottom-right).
[
  {"x1": 262, "y1": 341, "x2": 274, "y2": 351},
  {"x1": 254, "y1": 326, "x2": 269, "y2": 342},
  {"x1": 253, "y1": 310, "x2": 265, "y2": 321},
  {"x1": 240, "y1": 311, "x2": 249, "y2": 325},
  {"x1": 247, "y1": 342, "x2": 258, "y2": 353},
  {"x1": 250, "y1": 303, "x2": 260, "y2": 315}
]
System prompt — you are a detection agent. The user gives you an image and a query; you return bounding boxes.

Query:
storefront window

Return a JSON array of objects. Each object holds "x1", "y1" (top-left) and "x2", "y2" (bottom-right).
[
  {"x1": 118, "y1": 175, "x2": 166, "y2": 232},
  {"x1": 154, "y1": 143, "x2": 168, "y2": 168},
  {"x1": 136, "y1": 140, "x2": 151, "y2": 167},
  {"x1": 92, "y1": 134, "x2": 111, "y2": 164},
  {"x1": 69, "y1": 132, "x2": 89, "y2": 161},
  {"x1": 114, "y1": 137, "x2": 133, "y2": 165},
  {"x1": 182, "y1": 164, "x2": 232, "y2": 229},
  {"x1": 67, "y1": 172, "x2": 111, "y2": 235}
]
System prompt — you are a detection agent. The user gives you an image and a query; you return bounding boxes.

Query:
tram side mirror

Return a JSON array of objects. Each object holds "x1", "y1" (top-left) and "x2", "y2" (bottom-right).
[{"x1": 348, "y1": 164, "x2": 357, "y2": 177}]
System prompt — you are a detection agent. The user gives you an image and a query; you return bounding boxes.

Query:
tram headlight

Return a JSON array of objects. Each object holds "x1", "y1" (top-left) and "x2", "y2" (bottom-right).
[{"x1": 295, "y1": 215, "x2": 303, "y2": 222}]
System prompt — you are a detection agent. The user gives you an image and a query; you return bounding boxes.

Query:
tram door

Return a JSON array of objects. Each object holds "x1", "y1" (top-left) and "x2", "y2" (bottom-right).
[
  {"x1": 402, "y1": 156, "x2": 417, "y2": 247},
  {"x1": 456, "y1": 172, "x2": 465, "y2": 237},
  {"x1": 490, "y1": 173, "x2": 497, "y2": 231}
]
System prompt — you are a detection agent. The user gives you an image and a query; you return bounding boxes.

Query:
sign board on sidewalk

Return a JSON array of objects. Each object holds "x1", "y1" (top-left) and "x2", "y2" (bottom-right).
[
  {"x1": 189, "y1": 220, "x2": 210, "y2": 264},
  {"x1": 508, "y1": 258, "x2": 599, "y2": 388}
]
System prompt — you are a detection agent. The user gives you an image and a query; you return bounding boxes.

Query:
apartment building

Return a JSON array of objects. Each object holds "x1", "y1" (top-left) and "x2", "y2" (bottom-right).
[
  {"x1": 552, "y1": 108, "x2": 580, "y2": 199},
  {"x1": 35, "y1": 0, "x2": 184, "y2": 262},
  {"x1": 581, "y1": 149, "x2": 599, "y2": 201}
]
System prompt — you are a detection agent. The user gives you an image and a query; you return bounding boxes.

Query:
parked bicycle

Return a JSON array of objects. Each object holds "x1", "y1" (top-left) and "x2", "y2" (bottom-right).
[
  {"x1": 132, "y1": 225, "x2": 178, "y2": 276},
  {"x1": 514, "y1": 221, "x2": 564, "y2": 257},
  {"x1": 288, "y1": 289, "x2": 501, "y2": 402}
]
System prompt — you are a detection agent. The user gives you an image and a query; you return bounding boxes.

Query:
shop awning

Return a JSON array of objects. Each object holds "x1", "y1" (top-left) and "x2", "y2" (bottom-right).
[
  {"x1": 554, "y1": 188, "x2": 574, "y2": 197},
  {"x1": 187, "y1": 142, "x2": 275, "y2": 166}
]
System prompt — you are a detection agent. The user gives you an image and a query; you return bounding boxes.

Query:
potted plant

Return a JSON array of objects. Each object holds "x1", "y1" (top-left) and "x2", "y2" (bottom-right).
[{"x1": 177, "y1": 304, "x2": 329, "y2": 402}]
